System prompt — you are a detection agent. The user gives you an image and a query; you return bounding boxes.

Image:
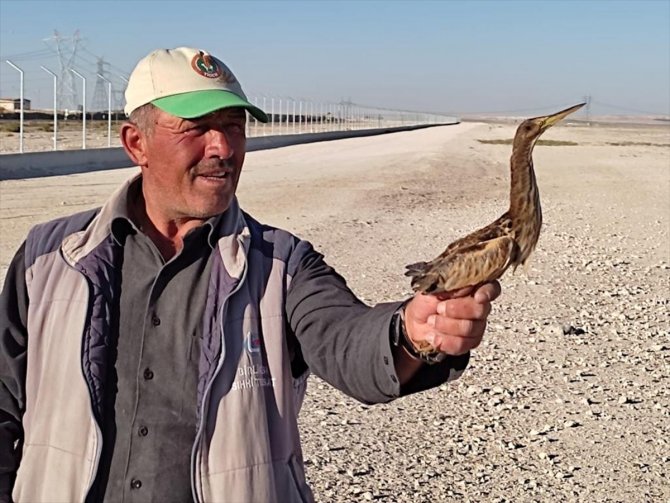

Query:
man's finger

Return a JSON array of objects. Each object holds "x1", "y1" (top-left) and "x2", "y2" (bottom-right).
[
  {"x1": 431, "y1": 317, "x2": 487, "y2": 339},
  {"x1": 474, "y1": 280, "x2": 502, "y2": 303},
  {"x1": 438, "y1": 298, "x2": 491, "y2": 320},
  {"x1": 431, "y1": 330, "x2": 484, "y2": 355}
]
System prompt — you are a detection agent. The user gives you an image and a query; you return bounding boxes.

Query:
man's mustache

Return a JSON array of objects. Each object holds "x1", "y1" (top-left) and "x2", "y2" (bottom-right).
[{"x1": 193, "y1": 158, "x2": 236, "y2": 176}]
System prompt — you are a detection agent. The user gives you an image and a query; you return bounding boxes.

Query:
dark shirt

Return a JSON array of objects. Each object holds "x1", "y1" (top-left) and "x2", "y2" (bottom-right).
[{"x1": 90, "y1": 216, "x2": 217, "y2": 502}]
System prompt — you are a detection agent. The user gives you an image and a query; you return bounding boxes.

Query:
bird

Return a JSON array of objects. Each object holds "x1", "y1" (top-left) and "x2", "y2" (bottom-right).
[{"x1": 405, "y1": 103, "x2": 585, "y2": 353}]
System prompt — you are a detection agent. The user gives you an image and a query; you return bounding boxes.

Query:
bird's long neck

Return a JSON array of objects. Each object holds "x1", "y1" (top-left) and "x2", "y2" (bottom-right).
[
  {"x1": 508, "y1": 142, "x2": 542, "y2": 262},
  {"x1": 508, "y1": 142, "x2": 540, "y2": 219}
]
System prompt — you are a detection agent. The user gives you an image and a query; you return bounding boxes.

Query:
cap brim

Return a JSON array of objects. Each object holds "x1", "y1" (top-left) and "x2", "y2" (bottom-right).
[{"x1": 152, "y1": 89, "x2": 269, "y2": 123}]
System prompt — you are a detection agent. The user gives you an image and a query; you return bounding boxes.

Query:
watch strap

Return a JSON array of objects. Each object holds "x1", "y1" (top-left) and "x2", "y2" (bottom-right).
[{"x1": 391, "y1": 302, "x2": 447, "y2": 365}]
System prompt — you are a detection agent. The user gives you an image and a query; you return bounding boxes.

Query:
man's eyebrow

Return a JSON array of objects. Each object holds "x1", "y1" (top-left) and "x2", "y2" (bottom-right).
[{"x1": 202, "y1": 109, "x2": 246, "y2": 121}]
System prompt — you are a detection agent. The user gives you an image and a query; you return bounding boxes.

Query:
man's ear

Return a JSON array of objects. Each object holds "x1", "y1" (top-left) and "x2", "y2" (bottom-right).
[{"x1": 120, "y1": 122, "x2": 148, "y2": 166}]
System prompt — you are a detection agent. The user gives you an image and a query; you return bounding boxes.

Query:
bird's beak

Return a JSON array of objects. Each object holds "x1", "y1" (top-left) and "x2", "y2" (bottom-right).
[{"x1": 538, "y1": 103, "x2": 586, "y2": 131}]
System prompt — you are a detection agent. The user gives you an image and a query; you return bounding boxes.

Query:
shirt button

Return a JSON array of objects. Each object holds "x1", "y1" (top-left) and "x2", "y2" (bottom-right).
[
  {"x1": 130, "y1": 478, "x2": 142, "y2": 489},
  {"x1": 143, "y1": 368, "x2": 154, "y2": 380},
  {"x1": 138, "y1": 426, "x2": 148, "y2": 437},
  {"x1": 151, "y1": 315, "x2": 161, "y2": 326}
]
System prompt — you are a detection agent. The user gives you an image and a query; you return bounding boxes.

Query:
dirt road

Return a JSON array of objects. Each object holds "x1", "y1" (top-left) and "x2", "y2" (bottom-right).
[{"x1": 1, "y1": 121, "x2": 668, "y2": 501}]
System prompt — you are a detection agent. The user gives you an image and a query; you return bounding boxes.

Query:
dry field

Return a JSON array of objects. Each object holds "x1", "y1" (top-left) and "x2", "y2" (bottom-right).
[
  {"x1": 0, "y1": 117, "x2": 413, "y2": 154},
  {"x1": 0, "y1": 119, "x2": 123, "y2": 152},
  {"x1": 0, "y1": 120, "x2": 669, "y2": 502}
]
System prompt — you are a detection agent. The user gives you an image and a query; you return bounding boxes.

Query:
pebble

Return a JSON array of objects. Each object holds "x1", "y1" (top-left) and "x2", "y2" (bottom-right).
[
  {"x1": 127, "y1": 122, "x2": 670, "y2": 503},
  {"x1": 562, "y1": 324, "x2": 586, "y2": 335}
]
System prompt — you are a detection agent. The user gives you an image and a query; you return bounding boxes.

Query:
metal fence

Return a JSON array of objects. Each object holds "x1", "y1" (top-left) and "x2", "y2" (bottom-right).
[
  {"x1": 246, "y1": 97, "x2": 453, "y2": 136},
  {"x1": 1, "y1": 60, "x2": 456, "y2": 154}
]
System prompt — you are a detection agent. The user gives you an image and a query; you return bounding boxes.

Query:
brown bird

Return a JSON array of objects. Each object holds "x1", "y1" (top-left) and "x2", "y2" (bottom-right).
[{"x1": 405, "y1": 103, "x2": 585, "y2": 352}]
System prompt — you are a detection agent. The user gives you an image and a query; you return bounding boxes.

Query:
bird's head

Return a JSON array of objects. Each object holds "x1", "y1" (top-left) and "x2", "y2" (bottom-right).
[{"x1": 513, "y1": 103, "x2": 586, "y2": 151}]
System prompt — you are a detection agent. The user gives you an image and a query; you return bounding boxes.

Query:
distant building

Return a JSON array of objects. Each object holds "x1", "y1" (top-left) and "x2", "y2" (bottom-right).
[{"x1": 0, "y1": 98, "x2": 31, "y2": 112}]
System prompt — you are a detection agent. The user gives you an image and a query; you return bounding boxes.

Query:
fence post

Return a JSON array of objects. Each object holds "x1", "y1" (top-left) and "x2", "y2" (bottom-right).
[
  {"x1": 5, "y1": 60, "x2": 24, "y2": 153},
  {"x1": 70, "y1": 69, "x2": 87, "y2": 149},
  {"x1": 41, "y1": 65, "x2": 58, "y2": 150}
]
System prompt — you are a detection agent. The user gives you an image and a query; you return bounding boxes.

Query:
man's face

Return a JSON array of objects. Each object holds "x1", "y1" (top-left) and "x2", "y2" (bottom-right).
[{"x1": 139, "y1": 106, "x2": 247, "y2": 222}]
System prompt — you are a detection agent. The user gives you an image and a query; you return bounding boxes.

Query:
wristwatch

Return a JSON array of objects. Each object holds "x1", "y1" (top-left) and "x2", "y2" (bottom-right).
[{"x1": 390, "y1": 302, "x2": 447, "y2": 365}]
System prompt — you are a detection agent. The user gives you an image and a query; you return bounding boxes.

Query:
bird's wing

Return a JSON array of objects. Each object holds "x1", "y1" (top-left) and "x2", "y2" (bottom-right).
[
  {"x1": 439, "y1": 214, "x2": 513, "y2": 258},
  {"x1": 407, "y1": 235, "x2": 518, "y2": 294}
]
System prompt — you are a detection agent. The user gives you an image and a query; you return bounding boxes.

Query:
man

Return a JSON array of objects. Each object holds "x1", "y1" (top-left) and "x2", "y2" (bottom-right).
[{"x1": 0, "y1": 47, "x2": 500, "y2": 502}]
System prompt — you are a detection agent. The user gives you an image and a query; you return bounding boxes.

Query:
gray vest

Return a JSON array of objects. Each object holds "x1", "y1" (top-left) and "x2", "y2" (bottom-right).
[{"x1": 14, "y1": 177, "x2": 313, "y2": 503}]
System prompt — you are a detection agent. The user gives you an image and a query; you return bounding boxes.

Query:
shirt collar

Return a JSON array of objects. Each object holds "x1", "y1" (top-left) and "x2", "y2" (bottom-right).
[
  {"x1": 109, "y1": 176, "x2": 225, "y2": 250},
  {"x1": 109, "y1": 177, "x2": 141, "y2": 246}
]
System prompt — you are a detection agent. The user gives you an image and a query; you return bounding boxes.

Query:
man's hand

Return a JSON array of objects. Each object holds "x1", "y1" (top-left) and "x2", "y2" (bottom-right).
[{"x1": 404, "y1": 281, "x2": 502, "y2": 355}]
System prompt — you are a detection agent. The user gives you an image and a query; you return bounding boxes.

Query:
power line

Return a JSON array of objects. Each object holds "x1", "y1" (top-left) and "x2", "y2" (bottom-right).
[
  {"x1": 43, "y1": 30, "x2": 82, "y2": 112},
  {"x1": 590, "y1": 100, "x2": 668, "y2": 116},
  {"x1": 80, "y1": 47, "x2": 129, "y2": 77},
  {"x1": 455, "y1": 102, "x2": 584, "y2": 116},
  {"x1": 0, "y1": 49, "x2": 54, "y2": 61}
]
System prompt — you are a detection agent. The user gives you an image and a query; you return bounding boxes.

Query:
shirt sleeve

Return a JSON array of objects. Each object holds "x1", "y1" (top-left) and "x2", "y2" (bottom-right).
[
  {"x1": 285, "y1": 241, "x2": 469, "y2": 405},
  {"x1": 0, "y1": 242, "x2": 28, "y2": 499}
]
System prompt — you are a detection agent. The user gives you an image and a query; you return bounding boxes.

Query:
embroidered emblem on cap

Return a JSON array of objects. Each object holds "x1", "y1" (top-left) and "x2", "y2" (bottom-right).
[
  {"x1": 190, "y1": 50, "x2": 237, "y2": 85},
  {"x1": 191, "y1": 51, "x2": 223, "y2": 79}
]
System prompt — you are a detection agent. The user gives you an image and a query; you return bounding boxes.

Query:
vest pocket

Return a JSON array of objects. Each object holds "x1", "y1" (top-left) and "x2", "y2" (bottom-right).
[{"x1": 200, "y1": 458, "x2": 314, "y2": 502}]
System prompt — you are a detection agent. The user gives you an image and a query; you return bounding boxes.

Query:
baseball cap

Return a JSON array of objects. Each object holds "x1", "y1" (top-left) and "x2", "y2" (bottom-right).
[{"x1": 124, "y1": 47, "x2": 268, "y2": 122}]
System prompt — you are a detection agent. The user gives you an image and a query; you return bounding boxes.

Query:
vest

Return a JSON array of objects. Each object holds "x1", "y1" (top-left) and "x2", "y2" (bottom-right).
[{"x1": 14, "y1": 176, "x2": 314, "y2": 503}]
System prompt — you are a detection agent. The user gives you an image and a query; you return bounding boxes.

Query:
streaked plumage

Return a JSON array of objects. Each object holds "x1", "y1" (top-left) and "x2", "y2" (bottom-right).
[{"x1": 405, "y1": 103, "x2": 585, "y2": 352}]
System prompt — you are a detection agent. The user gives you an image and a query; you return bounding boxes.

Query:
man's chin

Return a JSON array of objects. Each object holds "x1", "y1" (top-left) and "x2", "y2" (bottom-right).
[{"x1": 189, "y1": 199, "x2": 233, "y2": 220}]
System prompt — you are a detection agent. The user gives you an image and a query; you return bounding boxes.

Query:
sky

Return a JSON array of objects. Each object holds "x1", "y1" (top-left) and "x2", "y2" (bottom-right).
[{"x1": 0, "y1": 0, "x2": 668, "y2": 117}]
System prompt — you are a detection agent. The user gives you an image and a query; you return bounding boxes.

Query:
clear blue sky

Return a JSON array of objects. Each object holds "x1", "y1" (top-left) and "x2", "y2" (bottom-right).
[{"x1": 1, "y1": 0, "x2": 668, "y2": 116}]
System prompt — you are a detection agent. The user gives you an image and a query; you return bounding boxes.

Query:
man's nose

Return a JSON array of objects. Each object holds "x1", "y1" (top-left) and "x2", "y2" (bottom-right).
[{"x1": 206, "y1": 129, "x2": 234, "y2": 159}]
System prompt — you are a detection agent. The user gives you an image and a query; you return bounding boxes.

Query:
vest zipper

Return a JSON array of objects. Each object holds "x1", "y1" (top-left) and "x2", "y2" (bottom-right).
[
  {"x1": 63, "y1": 259, "x2": 105, "y2": 502},
  {"x1": 190, "y1": 248, "x2": 248, "y2": 503}
]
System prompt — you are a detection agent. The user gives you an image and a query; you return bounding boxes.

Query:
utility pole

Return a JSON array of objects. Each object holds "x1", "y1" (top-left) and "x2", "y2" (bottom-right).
[
  {"x1": 92, "y1": 57, "x2": 111, "y2": 111},
  {"x1": 583, "y1": 95, "x2": 591, "y2": 126},
  {"x1": 43, "y1": 30, "x2": 81, "y2": 114}
]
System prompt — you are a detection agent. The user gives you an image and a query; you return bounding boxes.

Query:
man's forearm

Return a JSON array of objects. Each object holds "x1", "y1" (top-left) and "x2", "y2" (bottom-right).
[
  {"x1": 0, "y1": 415, "x2": 20, "y2": 501},
  {"x1": 0, "y1": 242, "x2": 29, "y2": 500}
]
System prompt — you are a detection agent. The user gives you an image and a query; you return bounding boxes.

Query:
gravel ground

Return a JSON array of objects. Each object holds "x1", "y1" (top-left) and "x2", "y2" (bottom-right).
[
  {"x1": 242, "y1": 122, "x2": 669, "y2": 503},
  {"x1": 1, "y1": 121, "x2": 668, "y2": 502}
]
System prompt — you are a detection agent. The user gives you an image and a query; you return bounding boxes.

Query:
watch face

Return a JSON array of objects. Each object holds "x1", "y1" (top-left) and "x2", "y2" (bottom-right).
[
  {"x1": 391, "y1": 310, "x2": 403, "y2": 347},
  {"x1": 422, "y1": 352, "x2": 447, "y2": 365},
  {"x1": 392, "y1": 303, "x2": 447, "y2": 365}
]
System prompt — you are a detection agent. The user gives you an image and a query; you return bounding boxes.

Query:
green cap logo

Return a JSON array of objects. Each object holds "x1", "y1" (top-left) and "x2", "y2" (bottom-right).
[{"x1": 191, "y1": 51, "x2": 223, "y2": 79}]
